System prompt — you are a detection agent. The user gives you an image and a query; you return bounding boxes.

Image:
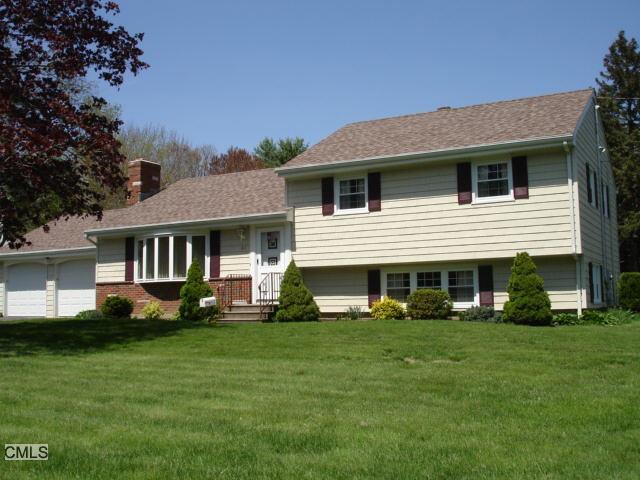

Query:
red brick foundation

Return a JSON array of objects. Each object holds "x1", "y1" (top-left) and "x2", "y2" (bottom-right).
[{"x1": 96, "y1": 276, "x2": 252, "y2": 315}]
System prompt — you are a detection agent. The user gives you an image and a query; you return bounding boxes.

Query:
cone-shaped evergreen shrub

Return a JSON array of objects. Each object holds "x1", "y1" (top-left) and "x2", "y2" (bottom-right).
[
  {"x1": 503, "y1": 252, "x2": 553, "y2": 326},
  {"x1": 179, "y1": 261, "x2": 214, "y2": 321},
  {"x1": 275, "y1": 261, "x2": 320, "y2": 322}
]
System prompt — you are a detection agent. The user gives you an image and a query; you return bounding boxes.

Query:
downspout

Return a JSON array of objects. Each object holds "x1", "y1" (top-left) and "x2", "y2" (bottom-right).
[
  {"x1": 84, "y1": 233, "x2": 97, "y2": 247},
  {"x1": 565, "y1": 140, "x2": 582, "y2": 315}
]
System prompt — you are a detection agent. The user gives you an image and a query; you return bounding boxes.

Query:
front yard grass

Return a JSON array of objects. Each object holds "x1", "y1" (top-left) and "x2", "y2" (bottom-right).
[{"x1": 0, "y1": 318, "x2": 639, "y2": 479}]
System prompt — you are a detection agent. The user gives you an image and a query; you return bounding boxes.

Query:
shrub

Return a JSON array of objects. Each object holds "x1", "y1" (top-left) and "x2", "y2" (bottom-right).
[
  {"x1": 583, "y1": 308, "x2": 637, "y2": 326},
  {"x1": 275, "y1": 261, "x2": 320, "y2": 322},
  {"x1": 179, "y1": 261, "x2": 215, "y2": 322},
  {"x1": 406, "y1": 289, "x2": 452, "y2": 319},
  {"x1": 503, "y1": 252, "x2": 553, "y2": 326},
  {"x1": 618, "y1": 272, "x2": 640, "y2": 312},
  {"x1": 337, "y1": 306, "x2": 363, "y2": 321},
  {"x1": 370, "y1": 297, "x2": 406, "y2": 320},
  {"x1": 141, "y1": 301, "x2": 165, "y2": 321},
  {"x1": 460, "y1": 306, "x2": 496, "y2": 322},
  {"x1": 100, "y1": 295, "x2": 134, "y2": 318},
  {"x1": 75, "y1": 309, "x2": 104, "y2": 321},
  {"x1": 552, "y1": 313, "x2": 582, "y2": 326}
]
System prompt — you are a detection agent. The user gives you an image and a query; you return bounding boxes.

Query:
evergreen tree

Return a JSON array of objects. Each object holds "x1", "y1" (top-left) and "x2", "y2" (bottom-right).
[
  {"x1": 275, "y1": 261, "x2": 320, "y2": 322},
  {"x1": 254, "y1": 137, "x2": 308, "y2": 167},
  {"x1": 503, "y1": 253, "x2": 552, "y2": 326},
  {"x1": 596, "y1": 31, "x2": 640, "y2": 271},
  {"x1": 179, "y1": 261, "x2": 214, "y2": 321}
]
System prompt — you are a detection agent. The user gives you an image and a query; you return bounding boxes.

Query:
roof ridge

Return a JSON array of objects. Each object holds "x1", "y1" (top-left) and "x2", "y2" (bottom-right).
[
  {"x1": 343, "y1": 88, "x2": 593, "y2": 127},
  {"x1": 168, "y1": 167, "x2": 275, "y2": 186}
]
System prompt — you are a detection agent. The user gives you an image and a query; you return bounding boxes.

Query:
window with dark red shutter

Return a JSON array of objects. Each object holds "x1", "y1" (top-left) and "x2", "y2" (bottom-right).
[
  {"x1": 210, "y1": 230, "x2": 221, "y2": 278},
  {"x1": 478, "y1": 265, "x2": 494, "y2": 306},
  {"x1": 512, "y1": 156, "x2": 529, "y2": 199},
  {"x1": 321, "y1": 177, "x2": 334, "y2": 216},
  {"x1": 125, "y1": 237, "x2": 134, "y2": 282},
  {"x1": 367, "y1": 270, "x2": 381, "y2": 307},
  {"x1": 456, "y1": 163, "x2": 472, "y2": 204},
  {"x1": 368, "y1": 172, "x2": 381, "y2": 212}
]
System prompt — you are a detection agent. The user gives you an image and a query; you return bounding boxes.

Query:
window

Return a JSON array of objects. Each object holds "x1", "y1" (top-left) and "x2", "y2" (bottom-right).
[
  {"x1": 386, "y1": 273, "x2": 410, "y2": 302},
  {"x1": 417, "y1": 271, "x2": 441, "y2": 290},
  {"x1": 173, "y1": 236, "x2": 187, "y2": 277},
  {"x1": 593, "y1": 264, "x2": 603, "y2": 304},
  {"x1": 338, "y1": 178, "x2": 366, "y2": 211},
  {"x1": 588, "y1": 166, "x2": 597, "y2": 208},
  {"x1": 448, "y1": 271, "x2": 474, "y2": 302},
  {"x1": 137, "y1": 234, "x2": 207, "y2": 281},
  {"x1": 476, "y1": 163, "x2": 509, "y2": 199}
]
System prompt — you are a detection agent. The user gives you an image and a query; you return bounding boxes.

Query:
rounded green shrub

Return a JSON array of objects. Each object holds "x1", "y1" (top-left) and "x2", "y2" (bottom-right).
[
  {"x1": 370, "y1": 297, "x2": 406, "y2": 320},
  {"x1": 141, "y1": 301, "x2": 165, "y2": 321},
  {"x1": 75, "y1": 309, "x2": 104, "y2": 321},
  {"x1": 552, "y1": 312, "x2": 582, "y2": 326},
  {"x1": 460, "y1": 305, "x2": 496, "y2": 322},
  {"x1": 100, "y1": 295, "x2": 134, "y2": 318},
  {"x1": 275, "y1": 261, "x2": 320, "y2": 322},
  {"x1": 179, "y1": 261, "x2": 215, "y2": 322},
  {"x1": 503, "y1": 252, "x2": 553, "y2": 326},
  {"x1": 618, "y1": 272, "x2": 640, "y2": 312},
  {"x1": 406, "y1": 289, "x2": 452, "y2": 319}
]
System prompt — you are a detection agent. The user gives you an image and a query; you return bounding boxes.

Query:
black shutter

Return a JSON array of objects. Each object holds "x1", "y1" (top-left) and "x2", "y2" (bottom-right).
[
  {"x1": 594, "y1": 172, "x2": 599, "y2": 208},
  {"x1": 367, "y1": 270, "x2": 381, "y2": 307},
  {"x1": 210, "y1": 230, "x2": 221, "y2": 278},
  {"x1": 478, "y1": 265, "x2": 494, "y2": 306},
  {"x1": 606, "y1": 185, "x2": 610, "y2": 217},
  {"x1": 368, "y1": 172, "x2": 381, "y2": 212},
  {"x1": 586, "y1": 164, "x2": 592, "y2": 204},
  {"x1": 124, "y1": 237, "x2": 134, "y2": 282},
  {"x1": 588, "y1": 262, "x2": 594, "y2": 303},
  {"x1": 321, "y1": 177, "x2": 334, "y2": 216},
  {"x1": 512, "y1": 156, "x2": 529, "y2": 199},
  {"x1": 457, "y1": 163, "x2": 472, "y2": 204}
]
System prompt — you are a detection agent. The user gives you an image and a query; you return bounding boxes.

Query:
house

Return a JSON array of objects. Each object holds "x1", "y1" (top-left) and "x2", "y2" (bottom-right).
[{"x1": 0, "y1": 89, "x2": 619, "y2": 318}]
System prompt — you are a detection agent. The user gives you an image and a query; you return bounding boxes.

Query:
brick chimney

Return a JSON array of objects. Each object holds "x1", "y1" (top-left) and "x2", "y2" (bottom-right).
[{"x1": 126, "y1": 159, "x2": 161, "y2": 206}]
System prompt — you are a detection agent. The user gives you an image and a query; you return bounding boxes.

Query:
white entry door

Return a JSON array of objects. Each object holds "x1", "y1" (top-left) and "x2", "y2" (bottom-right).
[
  {"x1": 57, "y1": 260, "x2": 96, "y2": 317},
  {"x1": 6, "y1": 263, "x2": 47, "y2": 317},
  {"x1": 256, "y1": 229, "x2": 285, "y2": 302}
]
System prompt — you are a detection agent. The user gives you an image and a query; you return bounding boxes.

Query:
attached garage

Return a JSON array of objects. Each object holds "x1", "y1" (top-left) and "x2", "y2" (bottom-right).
[
  {"x1": 6, "y1": 263, "x2": 47, "y2": 317},
  {"x1": 57, "y1": 259, "x2": 96, "y2": 317}
]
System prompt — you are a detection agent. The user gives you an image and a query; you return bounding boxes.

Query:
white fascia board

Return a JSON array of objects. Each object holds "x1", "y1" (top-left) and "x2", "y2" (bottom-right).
[
  {"x1": 276, "y1": 136, "x2": 573, "y2": 179},
  {"x1": 0, "y1": 246, "x2": 95, "y2": 261},
  {"x1": 84, "y1": 210, "x2": 290, "y2": 238}
]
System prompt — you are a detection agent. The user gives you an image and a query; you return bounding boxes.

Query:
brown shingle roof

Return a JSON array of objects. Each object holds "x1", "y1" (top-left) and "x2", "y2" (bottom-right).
[
  {"x1": 0, "y1": 168, "x2": 285, "y2": 254},
  {"x1": 283, "y1": 89, "x2": 593, "y2": 169}
]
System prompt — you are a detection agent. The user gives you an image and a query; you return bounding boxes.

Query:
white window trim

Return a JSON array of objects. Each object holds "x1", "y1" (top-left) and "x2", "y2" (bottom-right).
[
  {"x1": 471, "y1": 159, "x2": 514, "y2": 204},
  {"x1": 381, "y1": 266, "x2": 479, "y2": 309},
  {"x1": 333, "y1": 175, "x2": 368, "y2": 215},
  {"x1": 593, "y1": 264, "x2": 603, "y2": 305},
  {"x1": 134, "y1": 232, "x2": 209, "y2": 283}
]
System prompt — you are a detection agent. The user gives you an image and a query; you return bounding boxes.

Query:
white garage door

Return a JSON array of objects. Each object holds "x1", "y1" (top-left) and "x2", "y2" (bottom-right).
[
  {"x1": 57, "y1": 260, "x2": 96, "y2": 317},
  {"x1": 7, "y1": 263, "x2": 47, "y2": 317}
]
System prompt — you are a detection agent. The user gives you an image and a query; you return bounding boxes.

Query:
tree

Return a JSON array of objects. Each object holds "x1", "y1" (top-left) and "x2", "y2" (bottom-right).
[
  {"x1": 596, "y1": 31, "x2": 640, "y2": 271},
  {"x1": 254, "y1": 137, "x2": 308, "y2": 167},
  {"x1": 179, "y1": 261, "x2": 215, "y2": 321},
  {"x1": 207, "y1": 146, "x2": 265, "y2": 175},
  {"x1": 275, "y1": 261, "x2": 320, "y2": 322},
  {"x1": 0, "y1": 0, "x2": 148, "y2": 248},
  {"x1": 503, "y1": 253, "x2": 552, "y2": 326}
]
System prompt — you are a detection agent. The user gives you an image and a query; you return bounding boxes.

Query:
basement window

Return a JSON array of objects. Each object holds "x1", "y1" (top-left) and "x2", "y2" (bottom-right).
[{"x1": 136, "y1": 234, "x2": 209, "y2": 281}]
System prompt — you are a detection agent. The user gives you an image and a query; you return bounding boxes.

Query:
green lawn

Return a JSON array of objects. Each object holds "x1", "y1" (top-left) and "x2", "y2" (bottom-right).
[{"x1": 0, "y1": 319, "x2": 639, "y2": 479}]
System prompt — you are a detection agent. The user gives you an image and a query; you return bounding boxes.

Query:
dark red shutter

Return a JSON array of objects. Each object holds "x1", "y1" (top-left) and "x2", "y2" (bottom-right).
[
  {"x1": 456, "y1": 163, "x2": 472, "y2": 204},
  {"x1": 478, "y1": 265, "x2": 494, "y2": 306},
  {"x1": 588, "y1": 262, "x2": 594, "y2": 303},
  {"x1": 367, "y1": 269, "x2": 381, "y2": 307},
  {"x1": 512, "y1": 156, "x2": 529, "y2": 199},
  {"x1": 124, "y1": 237, "x2": 134, "y2": 282},
  {"x1": 368, "y1": 172, "x2": 381, "y2": 212},
  {"x1": 586, "y1": 164, "x2": 592, "y2": 204},
  {"x1": 210, "y1": 230, "x2": 221, "y2": 278},
  {"x1": 321, "y1": 177, "x2": 334, "y2": 216}
]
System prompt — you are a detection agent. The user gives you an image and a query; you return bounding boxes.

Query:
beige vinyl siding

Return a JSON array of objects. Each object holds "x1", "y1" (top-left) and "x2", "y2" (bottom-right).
[
  {"x1": 288, "y1": 151, "x2": 573, "y2": 268},
  {"x1": 301, "y1": 267, "x2": 369, "y2": 313},
  {"x1": 0, "y1": 263, "x2": 4, "y2": 316},
  {"x1": 46, "y1": 264, "x2": 56, "y2": 318},
  {"x1": 220, "y1": 229, "x2": 250, "y2": 276},
  {"x1": 573, "y1": 95, "x2": 620, "y2": 308},
  {"x1": 97, "y1": 238, "x2": 126, "y2": 283}
]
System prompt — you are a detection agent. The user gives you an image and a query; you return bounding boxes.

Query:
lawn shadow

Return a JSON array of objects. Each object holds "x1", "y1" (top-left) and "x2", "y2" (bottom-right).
[{"x1": 0, "y1": 318, "x2": 204, "y2": 357}]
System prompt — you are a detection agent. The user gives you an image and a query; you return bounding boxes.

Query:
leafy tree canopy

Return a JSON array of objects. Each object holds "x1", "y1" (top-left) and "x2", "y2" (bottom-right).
[
  {"x1": 254, "y1": 137, "x2": 308, "y2": 167},
  {"x1": 0, "y1": 0, "x2": 148, "y2": 248}
]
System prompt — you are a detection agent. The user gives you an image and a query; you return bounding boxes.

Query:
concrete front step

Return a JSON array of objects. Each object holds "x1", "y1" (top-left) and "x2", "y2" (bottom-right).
[{"x1": 220, "y1": 304, "x2": 274, "y2": 323}]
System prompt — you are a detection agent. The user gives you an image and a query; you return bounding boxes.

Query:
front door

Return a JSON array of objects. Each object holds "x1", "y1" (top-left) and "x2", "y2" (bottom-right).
[{"x1": 256, "y1": 229, "x2": 284, "y2": 303}]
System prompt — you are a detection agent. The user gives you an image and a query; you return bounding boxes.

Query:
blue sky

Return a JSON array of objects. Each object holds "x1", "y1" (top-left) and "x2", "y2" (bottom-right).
[{"x1": 100, "y1": 0, "x2": 640, "y2": 152}]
